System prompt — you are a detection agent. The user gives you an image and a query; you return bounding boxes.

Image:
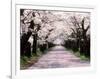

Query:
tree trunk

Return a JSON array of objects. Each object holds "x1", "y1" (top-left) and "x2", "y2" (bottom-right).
[
  {"x1": 20, "y1": 31, "x2": 32, "y2": 56},
  {"x1": 46, "y1": 42, "x2": 49, "y2": 49},
  {"x1": 32, "y1": 33, "x2": 37, "y2": 55},
  {"x1": 24, "y1": 42, "x2": 31, "y2": 58}
]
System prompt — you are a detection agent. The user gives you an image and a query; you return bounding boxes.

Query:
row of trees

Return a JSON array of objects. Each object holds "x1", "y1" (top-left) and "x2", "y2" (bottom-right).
[
  {"x1": 64, "y1": 15, "x2": 90, "y2": 57},
  {"x1": 20, "y1": 9, "x2": 90, "y2": 58},
  {"x1": 20, "y1": 10, "x2": 56, "y2": 57}
]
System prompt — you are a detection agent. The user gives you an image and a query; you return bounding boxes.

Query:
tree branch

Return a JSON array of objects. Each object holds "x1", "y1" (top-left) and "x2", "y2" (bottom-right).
[
  {"x1": 81, "y1": 17, "x2": 85, "y2": 30},
  {"x1": 85, "y1": 25, "x2": 90, "y2": 32}
]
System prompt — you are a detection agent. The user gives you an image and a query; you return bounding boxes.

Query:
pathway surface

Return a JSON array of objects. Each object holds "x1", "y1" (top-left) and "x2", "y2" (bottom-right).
[{"x1": 28, "y1": 46, "x2": 90, "y2": 69}]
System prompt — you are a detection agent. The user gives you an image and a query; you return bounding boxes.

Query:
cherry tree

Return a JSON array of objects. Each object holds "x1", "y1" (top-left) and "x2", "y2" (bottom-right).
[
  {"x1": 68, "y1": 13, "x2": 90, "y2": 56},
  {"x1": 20, "y1": 9, "x2": 42, "y2": 56},
  {"x1": 20, "y1": 9, "x2": 90, "y2": 57}
]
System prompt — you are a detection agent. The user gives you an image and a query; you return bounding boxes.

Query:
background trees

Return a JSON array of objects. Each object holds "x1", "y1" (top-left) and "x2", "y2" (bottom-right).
[
  {"x1": 66, "y1": 13, "x2": 90, "y2": 57},
  {"x1": 20, "y1": 9, "x2": 90, "y2": 58}
]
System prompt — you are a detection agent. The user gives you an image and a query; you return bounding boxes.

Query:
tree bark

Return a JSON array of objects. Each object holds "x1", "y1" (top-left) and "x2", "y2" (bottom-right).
[
  {"x1": 32, "y1": 33, "x2": 37, "y2": 55},
  {"x1": 20, "y1": 31, "x2": 32, "y2": 56}
]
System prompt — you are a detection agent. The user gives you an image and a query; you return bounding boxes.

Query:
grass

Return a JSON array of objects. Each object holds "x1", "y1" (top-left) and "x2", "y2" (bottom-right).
[
  {"x1": 74, "y1": 51, "x2": 90, "y2": 61},
  {"x1": 20, "y1": 55, "x2": 39, "y2": 70},
  {"x1": 65, "y1": 48, "x2": 90, "y2": 61},
  {"x1": 20, "y1": 49, "x2": 43, "y2": 70}
]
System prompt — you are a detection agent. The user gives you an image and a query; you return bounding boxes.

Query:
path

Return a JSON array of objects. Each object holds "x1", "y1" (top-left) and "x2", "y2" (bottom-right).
[{"x1": 29, "y1": 46, "x2": 90, "y2": 69}]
